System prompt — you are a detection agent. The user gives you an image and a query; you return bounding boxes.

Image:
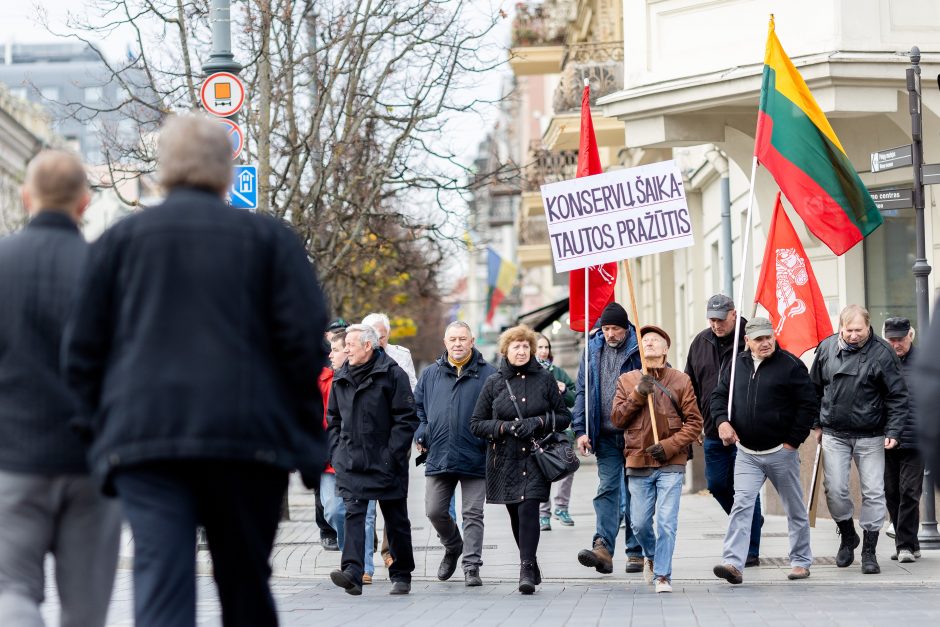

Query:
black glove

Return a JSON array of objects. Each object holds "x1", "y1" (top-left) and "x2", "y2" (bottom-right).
[
  {"x1": 636, "y1": 374, "x2": 656, "y2": 397},
  {"x1": 645, "y1": 443, "x2": 667, "y2": 463},
  {"x1": 509, "y1": 417, "x2": 543, "y2": 440}
]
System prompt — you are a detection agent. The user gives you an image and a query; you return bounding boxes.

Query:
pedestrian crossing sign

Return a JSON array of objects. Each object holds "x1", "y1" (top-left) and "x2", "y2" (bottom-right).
[{"x1": 229, "y1": 165, "x2": 258, "y2": 210}]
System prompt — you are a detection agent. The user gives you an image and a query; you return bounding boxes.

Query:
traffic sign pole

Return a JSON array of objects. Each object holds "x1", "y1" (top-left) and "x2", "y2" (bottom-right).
[{"x1": 906, "y1": 45, "x2": 939, "y2": 551}]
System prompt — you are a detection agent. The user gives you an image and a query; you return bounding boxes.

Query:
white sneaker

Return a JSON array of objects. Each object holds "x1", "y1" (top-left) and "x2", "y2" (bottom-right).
[
  {"x1": 655, "y1": 577, "x2": 672, "y2": 593},
  {"x1": 643, "y1": 558, "x2": 655, "y2": 584},
  {"x1": 898, "y1": 549, "x2": 916, "y2": 563}
]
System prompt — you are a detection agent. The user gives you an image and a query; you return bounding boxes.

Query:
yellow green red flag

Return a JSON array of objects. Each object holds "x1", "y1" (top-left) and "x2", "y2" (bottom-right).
[{"x1": 754, "y1": 17, "x2": 882, "y2": 255}]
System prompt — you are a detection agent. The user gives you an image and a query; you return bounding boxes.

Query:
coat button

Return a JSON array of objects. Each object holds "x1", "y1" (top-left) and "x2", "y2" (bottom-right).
[
  {"x1": 523, "y1": 471, "x2": 526, "y2": 476},
  {"x1": 522, "y1": 375, "x2": 526, "y2": 379},
  {"x1": 522, "y1": 447, "x2": 526, "y2": 452},
  {"x1": 521, "y1": 397, "x2": 526, "y2": 402}
]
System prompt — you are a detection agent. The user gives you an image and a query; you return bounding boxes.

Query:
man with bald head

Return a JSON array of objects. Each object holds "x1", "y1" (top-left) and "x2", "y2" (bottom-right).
[{"x1": 0, "y1": 150, "x2": 121, "y2": 626}]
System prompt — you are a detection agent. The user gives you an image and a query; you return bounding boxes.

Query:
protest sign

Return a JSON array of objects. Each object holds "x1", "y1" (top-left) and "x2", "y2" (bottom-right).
[{"x1": 540, "y1": 159, "x2": 694, "y2": 273}]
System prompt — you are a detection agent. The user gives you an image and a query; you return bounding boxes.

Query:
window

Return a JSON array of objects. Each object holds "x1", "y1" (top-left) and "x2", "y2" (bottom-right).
[
  {"x1": 864, "y1": 207, "x2": 916, "y2": 335},
  {"x1": 39, "y1": 86, "x2": 59, "y2": 102},
  {"x1": 84, "y1": 87, "x2": 103, "y2": 103}
]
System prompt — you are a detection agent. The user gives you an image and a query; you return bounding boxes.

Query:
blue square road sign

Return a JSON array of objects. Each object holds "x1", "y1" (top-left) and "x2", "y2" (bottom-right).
[{"x1": 229, "y1": 165, "x2": 258, "y2": 210}]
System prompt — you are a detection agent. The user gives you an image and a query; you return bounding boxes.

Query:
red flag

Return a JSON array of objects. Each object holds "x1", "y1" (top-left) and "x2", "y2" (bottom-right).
[
  {"x1": 755, "y1": 193, "x2": 833, "y2": 356},
  {"x1": 569, "y1": 84, "x2": 617, "y2": 332}
]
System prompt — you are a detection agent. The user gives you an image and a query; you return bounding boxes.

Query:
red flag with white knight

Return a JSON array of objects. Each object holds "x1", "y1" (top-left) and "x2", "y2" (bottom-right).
[
  {"x1": 568, "y1": 83, "x2": 617, "y2": 332},
  {"x1": 755, "y1": 193, "x2": 832, "y2": 355}
]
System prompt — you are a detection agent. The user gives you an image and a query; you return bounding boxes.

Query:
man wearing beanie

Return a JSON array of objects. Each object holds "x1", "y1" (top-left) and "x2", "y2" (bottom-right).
[{"x1": 572, "y1": 302, "x2": 644, "y2": 574}]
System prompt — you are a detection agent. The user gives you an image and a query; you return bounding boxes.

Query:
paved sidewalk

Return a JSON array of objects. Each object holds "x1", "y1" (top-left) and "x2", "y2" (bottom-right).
[{"x1": 55, "y1": 457, "x2": 940, "y2": 625}]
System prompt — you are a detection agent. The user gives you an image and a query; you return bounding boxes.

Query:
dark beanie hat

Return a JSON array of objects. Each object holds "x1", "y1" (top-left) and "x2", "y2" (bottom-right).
[{"x1": 599, "y1": 302, "x2": 629, "y2": 329}]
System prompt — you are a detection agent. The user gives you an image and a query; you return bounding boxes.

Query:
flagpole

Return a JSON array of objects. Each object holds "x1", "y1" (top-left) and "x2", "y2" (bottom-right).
[
  {"x1": 585, "y1": 267, "x2": 590, "y2": 447},
  {"x1": 725, "y1": 156, "x2": 760, "y2": 423},
  {"x1": 623, "y1": 259, "x2": 659, "y2": 444}
]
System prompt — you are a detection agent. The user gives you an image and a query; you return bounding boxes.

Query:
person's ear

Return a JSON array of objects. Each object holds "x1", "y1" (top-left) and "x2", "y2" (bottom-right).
[
  {"x1": 74, "y1": 191, "x2": 91, "y2": 220},
  {"x1": 21, "y1": 186, "x2": 34, "y2": 215}
]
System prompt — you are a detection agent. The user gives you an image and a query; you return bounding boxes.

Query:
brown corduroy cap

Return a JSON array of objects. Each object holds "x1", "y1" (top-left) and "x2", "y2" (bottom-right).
[{"x1": 639, "y1": 324, "x2": 671, "y2": 348}]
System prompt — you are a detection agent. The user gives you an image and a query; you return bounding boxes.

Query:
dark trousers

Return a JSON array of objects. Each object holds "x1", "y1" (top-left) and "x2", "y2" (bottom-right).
[
  {"x1": 506, "y1": 499, "x2": 541, "y2": 562},
  {"x1": 342, "y1": 497, "x2": 414, "y2": 583},
  {"x1": 314, "y1": 489, "x2": 336, "y2": 539},
  {"x1": 113, "y1": 460, "x2": 288, "y2": 627},
  {"x1": 885, "y1": 448, "x2": 925, "y2": 552},
  {"x1": 703, "y1": 437, "x2": 763, "y2": 557}
]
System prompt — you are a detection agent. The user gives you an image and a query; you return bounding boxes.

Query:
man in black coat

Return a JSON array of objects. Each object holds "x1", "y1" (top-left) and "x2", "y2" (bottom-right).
[
  {"x1": 328, "y1": 324, "x2": 419, "y2": 596},
  {"x1": 710, "y1": 318, "x2": 818, "y2": 585},
  {"x1": 63, "y1": 115, "x2": 329, "y2": 627},
  {"x1": 0, "y1": 151, "x2": 121, "y2": 626},
  {"x1": 882, "y1": 317, "x2": 924, "y2": 563},
  {"x1": 684, "y1": 294, "x2": 762, "y2": 566},
  {"x1": 414, "y1": 321, "x2": 496, "y2": 587},
  {"x1": 810, "y1": 304, "x2": 908, "y2": 576}
]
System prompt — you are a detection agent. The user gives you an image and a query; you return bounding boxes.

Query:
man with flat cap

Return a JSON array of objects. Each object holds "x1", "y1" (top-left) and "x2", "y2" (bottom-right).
[
  {"x1": 685, "y1": 294, "x2": 763, "y2": 566},
  {"x1": 573, "y1": 302, "x2": 644, "y2": 574},
  {"x1": 611, "y1": 325, "x2": 702, "y2": 593},
  {"x1": 882, "y1": 316, "x2": 924, "y2": 564},
  {"x1": 710, "y1": 318, "x2": 818, "y2": 585}
]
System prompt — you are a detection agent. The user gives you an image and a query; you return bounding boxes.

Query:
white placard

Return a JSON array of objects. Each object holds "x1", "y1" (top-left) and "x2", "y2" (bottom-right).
[{"x1": 540, "y1": 159, "x2": 694, "y2": 273}]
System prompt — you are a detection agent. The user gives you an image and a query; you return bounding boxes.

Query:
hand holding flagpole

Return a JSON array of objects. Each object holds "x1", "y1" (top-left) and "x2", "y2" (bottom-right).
[{"x1": 622, "y1": 259, "x2": 659, "y2": 445}]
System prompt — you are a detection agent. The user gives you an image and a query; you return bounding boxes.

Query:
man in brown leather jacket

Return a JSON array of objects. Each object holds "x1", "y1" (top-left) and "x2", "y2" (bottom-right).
[{"x1": 612, "y1": 325, "x2": 703, "y2": 594}]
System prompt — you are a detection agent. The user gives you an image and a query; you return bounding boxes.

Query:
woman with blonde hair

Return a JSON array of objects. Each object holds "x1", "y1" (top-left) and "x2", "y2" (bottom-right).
[{"x1": 470, "y1": 325, "x2": 571, "y2": 594}]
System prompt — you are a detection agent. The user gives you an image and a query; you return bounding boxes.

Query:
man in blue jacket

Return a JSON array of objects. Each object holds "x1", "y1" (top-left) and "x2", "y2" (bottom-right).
[
  {"x1": 572, "y1": 303, "x2": 644, "y2": 574},
  {"x1": 415, "y1": 321, "x2": 496, "y2": 587}
]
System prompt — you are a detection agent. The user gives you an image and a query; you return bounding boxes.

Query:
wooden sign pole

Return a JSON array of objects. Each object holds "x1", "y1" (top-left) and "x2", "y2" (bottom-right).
[
  {"x1": 622, "y1": 258, "x2": 659, "y2": 445},
  {"x1": 807, "y1": 443, "x2": 824, "y2": 527}
]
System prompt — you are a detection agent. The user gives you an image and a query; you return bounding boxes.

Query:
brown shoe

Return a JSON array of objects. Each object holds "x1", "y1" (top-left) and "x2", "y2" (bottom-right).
[
  {"x1": 625, "y1": 556, "x2": 644, "y2": 573},
  {"x1": 577, "y1": 539, "x2": 614, "y2": 574},
  {"x1": 787, "y1": 566, "x2": 810, "y2": 580},
  {"x1": 713, "y1": 563, "x2": 743, "y2": 584}
]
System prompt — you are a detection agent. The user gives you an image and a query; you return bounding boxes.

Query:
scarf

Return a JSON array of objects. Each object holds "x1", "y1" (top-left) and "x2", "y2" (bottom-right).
[{"x1": 448, "y1": 351, "x2": 472, "y2": 376}]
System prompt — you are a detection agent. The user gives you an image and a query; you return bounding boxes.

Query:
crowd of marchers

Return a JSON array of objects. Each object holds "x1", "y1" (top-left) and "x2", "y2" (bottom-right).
[{"x1": 0, "y1": 114, "x2": 939, "y2": 626}]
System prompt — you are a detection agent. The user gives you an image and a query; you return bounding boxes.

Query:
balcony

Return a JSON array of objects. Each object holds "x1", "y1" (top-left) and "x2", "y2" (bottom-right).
[
  {"x1": 553, "y1": 42, "x2": 624, "y2": 112},
  {"x1": 508, "y1": 1, "x2": 573, "y2": 76},
  {"x1": 517, "y1": 142, "x2": 574, "y2": 269},
  {"x1": 522, "y1": 142, "x2": 578, "y2": 192},
  {"x1": 542, "y1": 41, "x2": 626, "y2": 151}
]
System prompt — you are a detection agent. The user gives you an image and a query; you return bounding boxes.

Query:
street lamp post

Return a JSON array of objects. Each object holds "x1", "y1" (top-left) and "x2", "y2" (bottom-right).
[
  {"x1": 202, "y1": 0, "x2": 242, "y2": 76},
  {"x1": 907, "y1": 45, "x2": 940, "y2": 550}
]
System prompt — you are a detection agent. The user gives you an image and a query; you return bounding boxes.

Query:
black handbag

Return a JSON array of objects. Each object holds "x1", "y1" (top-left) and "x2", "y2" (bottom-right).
[{"x1": 504, "y1": 380, "x2": 580, "y2": 482}]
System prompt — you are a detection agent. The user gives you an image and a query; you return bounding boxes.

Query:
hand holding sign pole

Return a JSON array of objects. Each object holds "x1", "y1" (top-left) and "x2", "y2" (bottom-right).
[{"x1": 623, "y1": 258, "x2": 659, "y2": 444}]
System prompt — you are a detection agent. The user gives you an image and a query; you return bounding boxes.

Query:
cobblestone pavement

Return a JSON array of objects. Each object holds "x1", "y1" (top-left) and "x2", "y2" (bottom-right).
[
  {"x1": 42, "y1": 571, "x2": 940, "y2": 626},
  {"x1": 40, "y1": 459, "x2": 940, "y2": 624}
]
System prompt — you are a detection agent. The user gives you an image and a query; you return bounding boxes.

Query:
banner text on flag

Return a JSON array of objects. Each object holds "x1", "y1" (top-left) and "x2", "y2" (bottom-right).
[{"x1": 540, "y1": 160, "x2": 694, "y2": 273}]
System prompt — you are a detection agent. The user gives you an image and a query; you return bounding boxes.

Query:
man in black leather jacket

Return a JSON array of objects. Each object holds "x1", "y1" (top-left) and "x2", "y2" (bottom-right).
[{"x1": 810, "y1": 305, "x2": 908, "y2": 576}]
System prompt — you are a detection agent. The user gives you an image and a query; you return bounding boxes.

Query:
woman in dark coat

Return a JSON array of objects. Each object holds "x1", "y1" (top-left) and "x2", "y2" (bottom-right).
[{"x1": 470, "y1": 325, "x2": 571, "y2": 594}]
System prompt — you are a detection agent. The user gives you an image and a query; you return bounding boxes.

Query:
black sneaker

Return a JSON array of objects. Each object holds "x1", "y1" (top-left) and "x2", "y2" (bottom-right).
[
  {"x1": 321, "y1": 536, "x2": 339, "y2": 551},
  {"x1": 390, "y1": 580, "x2": 411, "y2": 595},
  {"x1": 744, "y1": 555, "x2": 760, "y2": 567},
  {"x1": 464, "y1": 568, "x2": 482, "y2": 587},
  {"x1": 437, "y1": 540, "x2": 463, "y2": 581},
  {"x1": 330, "y1": 569, "x2": 362, "y2": 596}
]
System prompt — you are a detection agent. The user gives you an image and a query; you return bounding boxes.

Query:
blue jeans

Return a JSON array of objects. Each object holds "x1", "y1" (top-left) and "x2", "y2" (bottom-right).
[
  {"x1": 703, "y1": 437, "x2": 762, "y2": 558},
  {"x1": 319, "y1": 473, "x2": 344, "y2": 549},
  {"x1": 364, "y1": 501, "x2": 377, "y2": 575},
  {"x1": 593, "y1": 433, "x2": 642, "y2": 558},
  {"x1": 628, "y1": 470, "x2": 684, "y2": 580}
]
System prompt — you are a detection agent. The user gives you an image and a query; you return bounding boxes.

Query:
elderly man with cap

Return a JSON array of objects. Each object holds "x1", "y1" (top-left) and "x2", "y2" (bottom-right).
[
  {"x1": 573, "y1": 302, "x2": 644, "y2": 574},
  {"x1": 709, "y1": 318, "x2": 818, "y2": 585},
  {"x1": 684, "y1": 294, "x2": 762, "y2": 566},
  {"x1": 611, "y1": 325, "x2": 702, "y2": 593},
  {"x1": 882, "y1": 316, "x2": 924, "y2": 564}
]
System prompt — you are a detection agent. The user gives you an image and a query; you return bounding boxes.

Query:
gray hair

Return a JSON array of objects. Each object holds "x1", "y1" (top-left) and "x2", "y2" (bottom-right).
[
  {"x1": 444, "y1": 320, "x2": 473, "y2": 337},
  {"x1": 362, "y1": 312, "x2": 390, "y2": 331},
  {"x1": 345, "y1": 323, "x2": 379, "y2": 349},
  {"x1": 158, "y1": 114, "x2": 233, "y2": 193}
]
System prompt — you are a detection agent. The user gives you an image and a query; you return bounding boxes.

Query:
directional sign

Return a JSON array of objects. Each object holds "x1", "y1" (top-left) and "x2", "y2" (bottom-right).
[
  {"x1": 870, "y1": 187, "x2": 913, "y2": 211},
  {"x1": 200, "y1": 72, "x2": 245, "y2": 118},
  {"x1": 229, "y1": 164, "x2": 258, "y2": 210},
  {"x1": 217, "y1": 118, "x2": 244, "y2": 160},
  {"x1": 922, "y1": 163, "x2": 940, "y2": 186},
  {"x1": 870, "y1": 144, "x2": 913, "y2": 172}
]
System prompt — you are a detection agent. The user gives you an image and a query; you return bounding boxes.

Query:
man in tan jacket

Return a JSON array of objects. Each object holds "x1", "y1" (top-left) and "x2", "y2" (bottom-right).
[{"x1": 612, "y1": 325, "x2": 703, "y2": 594}]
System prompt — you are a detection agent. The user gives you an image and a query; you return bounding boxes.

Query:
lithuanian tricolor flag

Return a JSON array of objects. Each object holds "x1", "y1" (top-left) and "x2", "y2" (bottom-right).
[
  {"x1": 755, "y1": 17, "x2": 882, "y2": 255},
  {"x1": 486, "y1": 248, "x2": 516, "y2": 325}
]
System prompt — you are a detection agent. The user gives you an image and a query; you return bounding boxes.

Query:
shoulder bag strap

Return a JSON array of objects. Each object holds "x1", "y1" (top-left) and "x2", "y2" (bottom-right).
[
  {"x1": 504, "y1": 379, "x2": 525, "y2": 420},
  {"x1": 651, "y1": 378, "x2": 685, "y2": 423}
]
